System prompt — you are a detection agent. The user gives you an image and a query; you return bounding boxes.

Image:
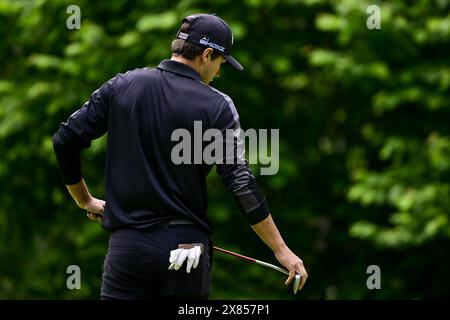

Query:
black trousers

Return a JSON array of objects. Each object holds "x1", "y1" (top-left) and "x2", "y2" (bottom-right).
[{"x1": 100, "y1": 224, "x2": 212, "y2": 300}]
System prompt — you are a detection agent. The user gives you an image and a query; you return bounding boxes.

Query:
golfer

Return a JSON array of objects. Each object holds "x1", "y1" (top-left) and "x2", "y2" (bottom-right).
[{"x1": 52, "y1": 13, "x2": 307, "y2": 299}]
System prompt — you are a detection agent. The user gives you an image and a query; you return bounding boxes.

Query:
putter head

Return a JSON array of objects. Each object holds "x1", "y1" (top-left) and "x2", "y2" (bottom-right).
[{"x1": 293, "y1": 274, "x2": 301, "y2": 294}]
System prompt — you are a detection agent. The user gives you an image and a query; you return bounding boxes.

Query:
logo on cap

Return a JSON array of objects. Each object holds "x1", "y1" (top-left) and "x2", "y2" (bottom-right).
[{"x1": 199, "y1": 36, "x2": 225, "y2": 52}]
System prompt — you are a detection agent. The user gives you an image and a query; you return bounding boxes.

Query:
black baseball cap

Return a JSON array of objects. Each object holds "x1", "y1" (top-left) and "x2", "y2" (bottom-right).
[{"x1": 176, "y1": 13, "x2": 243, "y2": 71}]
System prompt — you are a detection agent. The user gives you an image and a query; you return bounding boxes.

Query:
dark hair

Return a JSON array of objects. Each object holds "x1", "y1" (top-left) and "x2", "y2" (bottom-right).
[{"x1": 171, "y1": 22, "x2": 221, "y2": 60}]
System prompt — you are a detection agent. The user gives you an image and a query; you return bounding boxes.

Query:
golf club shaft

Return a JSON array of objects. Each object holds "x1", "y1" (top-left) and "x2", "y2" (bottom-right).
[
  {"x1": 255, "y1": 259, "x2": 289, "y2": 276},
  {"x1": 213, "y1": 246, "x2": 289, "y2": 276}
]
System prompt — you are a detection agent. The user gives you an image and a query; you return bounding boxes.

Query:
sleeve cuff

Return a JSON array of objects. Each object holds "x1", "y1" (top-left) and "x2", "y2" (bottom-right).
[
  {"x1": 52, "y1": 133, "x2": 83, "y2": 185},
  {"x1": 241, "y1": 198, "x2": 270, "y2": 225}
]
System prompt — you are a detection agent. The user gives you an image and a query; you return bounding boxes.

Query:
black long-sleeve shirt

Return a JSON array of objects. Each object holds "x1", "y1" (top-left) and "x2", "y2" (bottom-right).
[{"x1": 52, "y1": 59, "x2": 270, "y2": 235}]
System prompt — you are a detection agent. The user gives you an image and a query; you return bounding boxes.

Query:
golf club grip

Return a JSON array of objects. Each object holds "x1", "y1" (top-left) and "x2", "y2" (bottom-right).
[{"x1": 213, "y1": 246, "x2": 256, "y2": 263}]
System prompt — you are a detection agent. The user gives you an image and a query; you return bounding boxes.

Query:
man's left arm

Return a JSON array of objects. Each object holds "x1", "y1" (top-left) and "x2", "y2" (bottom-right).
[
  {"x1": 52, "y1": 76, "x2": 116, "y2": 221},
  {"x1": 66, "y1": 179, "x2": 105, "y2": 222}
]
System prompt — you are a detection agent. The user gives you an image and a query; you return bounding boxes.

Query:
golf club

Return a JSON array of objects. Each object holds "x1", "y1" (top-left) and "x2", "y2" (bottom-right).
[{"x1": 213, "y1": 246, "x2": 302, "y2": 294}]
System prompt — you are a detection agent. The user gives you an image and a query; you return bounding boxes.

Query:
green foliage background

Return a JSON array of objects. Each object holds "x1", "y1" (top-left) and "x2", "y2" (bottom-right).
[{"x1": 1, "y1": 0, "x2": 449, "y2": 299}]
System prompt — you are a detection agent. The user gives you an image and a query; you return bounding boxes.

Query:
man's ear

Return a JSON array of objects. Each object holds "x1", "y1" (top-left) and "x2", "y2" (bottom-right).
[{"x1": 202, "y1": 48, "x2": 214, "y2": 61}]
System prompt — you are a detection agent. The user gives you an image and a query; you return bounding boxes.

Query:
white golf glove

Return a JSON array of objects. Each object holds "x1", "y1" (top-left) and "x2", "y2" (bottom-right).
[{"x1": 168, "y1": 245, "x2": 202, "y2": 273}]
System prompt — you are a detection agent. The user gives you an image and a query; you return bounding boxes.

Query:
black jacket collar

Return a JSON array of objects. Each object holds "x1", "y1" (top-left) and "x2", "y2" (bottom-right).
[{"x1": 157, "y1": 59, "x2": 202, "y2": 81}]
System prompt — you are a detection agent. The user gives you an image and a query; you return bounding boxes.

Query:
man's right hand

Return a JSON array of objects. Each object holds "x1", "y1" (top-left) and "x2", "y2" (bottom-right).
[
  {"x1": 250, "y1": 215, "x2": 308, "y2": 292},
  {"x1": 275, "y1": 246, "x2": 308, "y2": 292}
]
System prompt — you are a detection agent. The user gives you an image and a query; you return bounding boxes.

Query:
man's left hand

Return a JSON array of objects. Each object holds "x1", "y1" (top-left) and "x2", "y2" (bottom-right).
[{"x1": 81, "y1": 197, "x2": 105, "y2": 223}]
